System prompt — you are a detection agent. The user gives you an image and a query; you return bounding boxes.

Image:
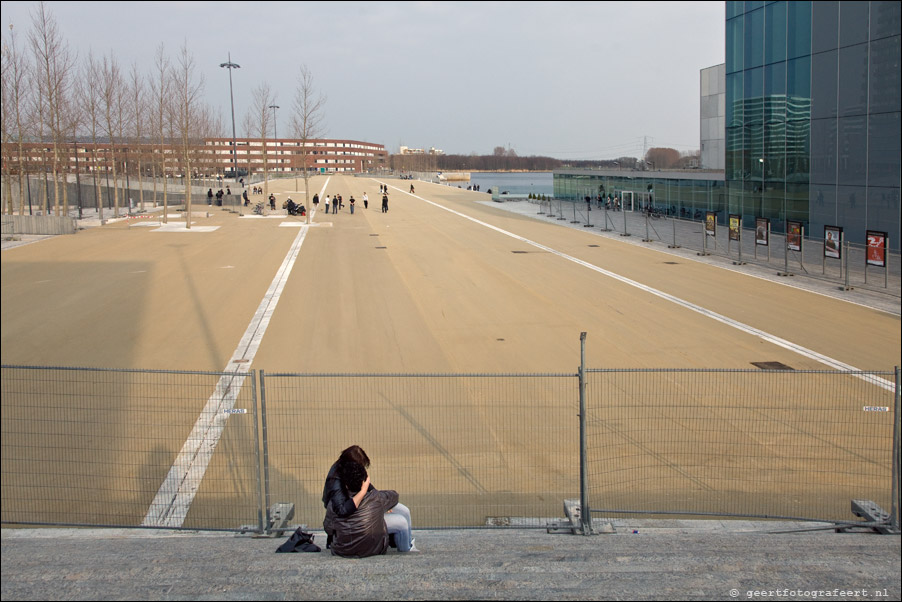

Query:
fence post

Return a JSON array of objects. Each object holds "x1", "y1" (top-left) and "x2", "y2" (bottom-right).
[
  {"x1": 892, "y1": 366, "x2": 901, "y2": 532},
  {"x1": 251, "y1": 370, "x2": 265, "y2": 534},
  {"x1": 668, "y1": 217, "x2": 680, "y2": 248},
  {"x1": 259, "y1": 369, "x2": 273, "y2": 534},
  {"x1": 578, "y1": 332, "x2": 593, "y2": 535}
]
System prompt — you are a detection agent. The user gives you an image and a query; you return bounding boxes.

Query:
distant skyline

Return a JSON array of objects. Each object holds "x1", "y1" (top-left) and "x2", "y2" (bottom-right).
[{"x1": 1, "y1": 1, "x2": 725, "y2": 160}]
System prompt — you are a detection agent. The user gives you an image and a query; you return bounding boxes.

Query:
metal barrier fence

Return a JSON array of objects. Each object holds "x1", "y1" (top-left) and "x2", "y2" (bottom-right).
[
  {"x1": 585, "y1": 368, "x2": 899, "y2": 527},
  {"x1": 260, "y1": 372, "x2": 577, "y2": 529},
  {"x1": 2, "y1": 364, "x2": 898, "y2": 533},
  {"x1": 532, "y1": 199, "x2": 901, "y2": 297},
  {"x1": 0, "y1": 366, "x2": 263, "y2": 532}
]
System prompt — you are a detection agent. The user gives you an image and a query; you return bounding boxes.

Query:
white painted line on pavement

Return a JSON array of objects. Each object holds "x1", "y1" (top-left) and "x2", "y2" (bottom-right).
[
  {"x1": 389, "y1": 183, "x2": 895, "y2": 392},
  {"x1": 142, "y1": 178, "x2": 331, "y2": 528}
]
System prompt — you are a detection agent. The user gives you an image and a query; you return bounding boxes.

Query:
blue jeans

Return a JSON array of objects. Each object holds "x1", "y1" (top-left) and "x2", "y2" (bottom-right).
[{"x1": 384, "y1": 503, "x2": 412, "y2": 552}]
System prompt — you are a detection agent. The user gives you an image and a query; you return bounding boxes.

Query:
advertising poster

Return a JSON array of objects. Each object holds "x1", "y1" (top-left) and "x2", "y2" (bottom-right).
[
  {"x1": 866, "y1": 231, "x2": 887, "y2": 267},
  {"x1": 824, "y1": 226, "x2": 842, "y2": 260},
  {"x1": 787, "y1": 221, "x2": 802, "y2": 252},
  {"x1": 729, "y1": 215, "x2": 741, "y2": 242},
  {"x1": 755, "y1": 218, "x2": 769, "y2": 246},
  {"x1": 705, "y1": 212, "x2": 716, "y2": 237}
]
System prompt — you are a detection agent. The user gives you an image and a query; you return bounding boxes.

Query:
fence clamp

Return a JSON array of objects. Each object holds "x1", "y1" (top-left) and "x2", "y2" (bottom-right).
[
  {"x1": 547, "y1": 499, "x2": 611, "y2": 535},
  {"x1": 835, "y1": 500, "x2": 900, "y2": 535}
]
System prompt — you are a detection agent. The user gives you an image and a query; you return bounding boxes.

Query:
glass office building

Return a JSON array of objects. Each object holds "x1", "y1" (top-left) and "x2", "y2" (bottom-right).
[
  {"x1": 555, "y1": 1, "x2": 900, "y2": 250},
  {"x1": 727, "y1": 1, "x2": 900, "y2": 249}
]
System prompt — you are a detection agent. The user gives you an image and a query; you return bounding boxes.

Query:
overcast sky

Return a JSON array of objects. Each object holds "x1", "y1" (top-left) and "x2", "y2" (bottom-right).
[{"x1": 2, "y1": 1, "x2": 725, "y2": 159}]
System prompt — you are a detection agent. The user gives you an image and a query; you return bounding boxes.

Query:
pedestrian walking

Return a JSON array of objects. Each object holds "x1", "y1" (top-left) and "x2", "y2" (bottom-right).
[
  {"x1": 362, "y1": 192, "x2": 368, "y2": 210},
  {"x1": 382, "y1": 192, "x2": 389, "y2": 213}
]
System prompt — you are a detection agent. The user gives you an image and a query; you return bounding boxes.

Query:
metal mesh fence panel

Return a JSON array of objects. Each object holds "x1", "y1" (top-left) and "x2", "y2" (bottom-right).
[
  {"x1": 260, "y1": 372, "x2": 577, "y2": 529},
  {"x1": 1, "y1": 366, "x2": 262, "y2": 531},
  {"x1": 585, "y1": 369, "x2": 897, "y2": 522}
]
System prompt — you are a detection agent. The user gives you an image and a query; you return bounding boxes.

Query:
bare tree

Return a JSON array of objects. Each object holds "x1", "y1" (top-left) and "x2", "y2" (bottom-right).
[
  {"x1": 99, "y1": 52, "x2": 123, "y2": 216},
  {"x1": 644, "y1": 147, "x2": 681, "y2": 170},
  {"x1": 193, "y1": 102, "x2": 221, "y2": 189},
  {"x1": 149, "y1": 43, "x2": 170, "y2": 220},
  {"x1": 32, "y1": 73, "x2": 49, "y2": 212},
  {"x1": 77, "y1": 51, "x2": 105, "y2": 220},
  {"x1": 172, "y1": 41, "x2": 204, "y2": 228},
  {"x1": 114, "y1": 62, "x2": 133, "y2": 213},
  {"x1": 241, "y1": 111, "x2": 254, "y2": 182},
  {"x1": 290, "y1": 65, "x2": 325, "y2": 224},
  {"x1": 249, "y1": 82, "x2": 275, "y2": 202},
  {"x1": 128, "y1": 63, "x2": 146, "y2": 211},
  {"x1": 2, "y1": 23, "x2": 31, "y2": 215},
  {"x1": 29, "y1": 1, "x2": 75, "y2": 216}
]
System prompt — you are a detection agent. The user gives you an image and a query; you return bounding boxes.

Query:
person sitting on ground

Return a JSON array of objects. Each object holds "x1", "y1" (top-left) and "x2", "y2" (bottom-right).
[
  {"x1": 325, "y1": 460, "x2": 414, "y2": 558},
  {"x1": 322, "y1": 445, "x2": 416, "y2": 555},
  {"x1": 322, "y1": 445, "x2": 373, "y2": 523}
]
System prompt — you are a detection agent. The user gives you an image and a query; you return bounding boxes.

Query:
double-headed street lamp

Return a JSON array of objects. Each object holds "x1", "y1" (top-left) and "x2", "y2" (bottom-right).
[{"x1": 220, "y1": 53, "x2": 240, "y2": 184}]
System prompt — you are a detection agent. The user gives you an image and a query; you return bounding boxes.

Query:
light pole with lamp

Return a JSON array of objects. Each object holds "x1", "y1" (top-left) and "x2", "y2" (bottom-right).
[
  {"x1": 269, "y1": 104, "x2": 279, "y2": 182},
  {"x1": 220, "y1": 54, "x2": 240, "y2": 185},
  {"x1": 269, "y1": 104, "x2": 279, "y2": 139}
]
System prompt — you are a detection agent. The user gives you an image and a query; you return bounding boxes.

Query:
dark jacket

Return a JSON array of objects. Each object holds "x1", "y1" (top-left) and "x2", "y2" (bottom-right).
[
  {"x1": 322, "y1": 461, "x2": 374, "y2": 518},
  {"x1": 327, "y1": 488, "x2": 399, "y2": 558}
]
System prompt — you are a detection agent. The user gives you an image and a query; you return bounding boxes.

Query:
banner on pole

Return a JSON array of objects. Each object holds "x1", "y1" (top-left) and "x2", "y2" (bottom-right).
[
  {"x1": 866, "y1": 230, "x2": 887, "y2": 267},
  {"x1": 755, "y1": 218, "x2": 769, "y2": 246},
  {"x1": 787, "y1": 221, "x2": 802, "y2": 252},
  {"x1": 824, "y1": 226, "x2": 842, "y2": 260},
  {"x1": 729, "y1": 215, "x2": 741, "y2": 242}
]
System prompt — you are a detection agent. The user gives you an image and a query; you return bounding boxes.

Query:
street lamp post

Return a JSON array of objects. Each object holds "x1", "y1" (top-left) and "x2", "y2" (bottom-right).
[
  {"x1": 269, "y1": 104, "x2": 279, "y2": 179},
  {"x1": 220, "y1": 53, "x2": 240, "y2": 185},
  {"x1": 269, "y1": 104, "x2": 279, "y2": 139}
]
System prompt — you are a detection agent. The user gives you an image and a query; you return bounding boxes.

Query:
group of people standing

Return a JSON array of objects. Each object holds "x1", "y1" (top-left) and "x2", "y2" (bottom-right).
[
  {"x1": 236, "y1": 181, "x2": 403, "y2": 218},
  {"x1": 207, "y1": 188, "x2": 232, "y2": 206},
  {"x1": 306, "y1": 188, "x2": 390, "y2": 216},
  {"x1": 322, "y1": 445, "x2": 416, "y2": 558}
]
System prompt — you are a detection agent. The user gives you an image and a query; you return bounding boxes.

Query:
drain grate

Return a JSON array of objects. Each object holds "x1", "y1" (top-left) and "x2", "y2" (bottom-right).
[
  {"x1": 375, "y1": 246, "x2": 387, "y2": 249},
  {"x1": 663, "y1": 261, "x2": 680, "y2": 265},
  {"x1": 751, "y1": 361, "x2": 794, "y2": 371},
  {"x1": 588, "y1": 244, "x2": 600, "y2": 248},
  {"x1": 512, "y1": 250, "x2": 530, "y2": 254}
]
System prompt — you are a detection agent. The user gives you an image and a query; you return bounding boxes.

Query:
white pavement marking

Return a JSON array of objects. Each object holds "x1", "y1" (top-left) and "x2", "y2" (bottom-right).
[
  {"x1": 387, "y1": 182, "x2": 895, "y2": 392},
  {"x1": 142, "y1": 178, "x2": 330, "y2": 528},
  {"x1": 152, "y1": 222, "x2": 220, "y2": 232}
]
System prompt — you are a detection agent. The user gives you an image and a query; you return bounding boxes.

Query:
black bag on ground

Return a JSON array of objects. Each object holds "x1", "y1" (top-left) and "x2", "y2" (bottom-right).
[{"x1": 276, "y1": 527, "x2": 321, "y2": 553}]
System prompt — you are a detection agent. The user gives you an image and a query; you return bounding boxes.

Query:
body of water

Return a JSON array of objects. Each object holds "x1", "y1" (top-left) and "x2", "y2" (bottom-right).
[{"x1": 441, "y1": 172, "x2": 554, "y2": 197}]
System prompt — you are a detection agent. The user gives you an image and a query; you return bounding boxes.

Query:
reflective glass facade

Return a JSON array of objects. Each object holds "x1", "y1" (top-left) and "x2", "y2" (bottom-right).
[
  {"x1": 727, "y1": 1, "x2": 900, "y2": 249},
  {"x1": 554, "y1": 171, "x2": 726, "y2": 221}
]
